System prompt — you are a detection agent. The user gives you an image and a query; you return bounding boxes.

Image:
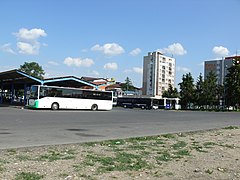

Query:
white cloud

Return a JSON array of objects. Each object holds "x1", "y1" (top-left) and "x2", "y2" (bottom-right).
[
  {"x1": 14, "y1": 28, "x2": 47, "y2": 55},
  {"x1": 17, "y1": 42, "x2": 40, "y2": 55},
  {"x1": 64, "y1": 57, "x2": 94, "y2": 67},
  {"x1": 133, "y1": 67, "x2": 143, "y2": 74},
  {"x1": 89, "y1": 70, "x2": 100, "y2": 76},
  {"x1": 212, "y1": 46, "x2": 229, "y2": 57},
  {"x1": 0, "y1": 43, "x2": 16, "y2": 54},
  {"x1": 14, "y1": 28, "x2": 47, "y2": 43},
  {"x1": 48, "y1": 61, "x2": 59, "y2": 66},
  {"x1": 104, "y1": 62, "x2": 118, "y2": 71},
  {"x1": 124, "y1": 67, "x2": 143, "y2": 74},
  {"x1": 130, "y1": 48, "x2": 141, "y2": 56},
  {"x1": 160, "y1": 43, "x2": 187, "y2": 56},
  {"x1": 91, "y1": 43, "x2": 125, "y2": 56},
  {"x1": 176, "y1": 66, "x2": 191, "y2": 73}
]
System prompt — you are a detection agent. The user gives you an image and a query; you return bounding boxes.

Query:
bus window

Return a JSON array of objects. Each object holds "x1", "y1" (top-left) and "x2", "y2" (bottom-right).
[
  {"x1": 62, "y1": 89, "x2": 72, "y2": 98},
  {"x1": 30, "y1": 86, "x2": 38, "y2": 99}
]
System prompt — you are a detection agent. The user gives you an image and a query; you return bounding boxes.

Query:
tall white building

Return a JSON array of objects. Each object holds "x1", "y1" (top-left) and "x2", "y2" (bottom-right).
[{"x1": 142, "y1": 51, "x2": 175, "y2": 97}]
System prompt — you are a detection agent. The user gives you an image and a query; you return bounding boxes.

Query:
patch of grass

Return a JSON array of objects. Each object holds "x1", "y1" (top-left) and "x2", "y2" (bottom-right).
[
  {"x1": 0, "y1": 159, "x2": 7, "y2": 172},
  {"x1": 83, "y1": 152, "x2": 150, "y2": 173},
  {"x1": 172, "y1": 141, "x2": 187, "y2": 150},
  {"x1": 155, "y1": 140, "x2": 166, "y2": 145},
  {"x1": 191, "y1": 145, "x2": 208, "y2": 153},
  {"x1": 140, "y1": 151, "x2": 151, "y2": 156},
  {"x1": 191, "y1": 141, "x2": 208, "y2": 152},
  {"x1": 162, "y1": 134, "x2": 176, "y2": 139},
  {"x1": 156, "y1": 151, "x2": 172, "y2": 162},
  {"x1": 127, "y1": 144, "x2": 146, "y2": 151},
  {"x1": 16, "y1": 155, "x2": 31, "y2": 161},
  {"x1": 223, "y1": 126, "x2": 239, "y2": 130},
  {"x1": 15, "y1": 172, "x2": 44, "y2": 180},
  {"x1": 111, "y1": 147, "x2": 124, "y2": 152},
  {"x1": 83, "y1": 142, "x2": 97, "y2": 147},
  {"x1": 203, "y1": 142, "x2": 217, "y2": 148},
  {"x1": 101, "y1": 139, "x2": 125, "y2": 146},
  {"x1": 6, "y1": 149, "x2": 17, "y2": 155},
  {"x1": 37, "y1": 149, "x2": 75, "y2": 162},
  {"x1": 156, "y1": 148, "x2": 191, "y2": 162},
  {"x1": 87, "y1": 154, "x2": 115, "y2": 166},
  {"x1": 174, "y1": 149, "x2": 190, "y2": 157},
  {"x1": 58, "y1": 173, "x2": 69, "y2": 178},
  {"x1": 79, "y1": 174, "x2": 94, "y2": 179},
  {"x1": 0, "y1": 159, "x2": 8, "y2": 164},
  {"x1": 0, "y1": 165, "x2": 5, "y2": 173},
  {"x1": 219, "y1": 144, "x2": 236, "y2": 149},
  {"x1": 127, "y1": 135, "x2": 160, "y2": 142},
  {"x1": 73, "y1": 164, "x2": 84, "y2": 171},
  {"x1": 165, "y1": 172, "x2": 174, "y2": 176}
]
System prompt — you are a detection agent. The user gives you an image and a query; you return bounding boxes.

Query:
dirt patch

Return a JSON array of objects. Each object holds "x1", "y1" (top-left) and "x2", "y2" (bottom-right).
[{"x1": 0, "y1": 126, "x2": 240, "y2": 180}]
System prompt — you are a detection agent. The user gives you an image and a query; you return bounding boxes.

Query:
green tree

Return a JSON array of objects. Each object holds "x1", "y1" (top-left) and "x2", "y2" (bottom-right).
[
  {"x1": 195, "y1": 73, "x2": 205, "y2": 107},
  {"x1": 121, "y1": 77, "x2": 135, "y2": 91},
  {"x1": 162, "y1": 84, "x2": 179, "y2": 98},
  {"x1": 225, "y1": 58, "x2": 240, "y2": 109},
  {"x1": 203, "y1": 71, "x2": 218, "y2": 108},
  {"x1": 179, "y1": 73, "x2": 195, "y2": 109},
  {"x1": 19, "y1": 62, "x2": 45, "y2": 79}
]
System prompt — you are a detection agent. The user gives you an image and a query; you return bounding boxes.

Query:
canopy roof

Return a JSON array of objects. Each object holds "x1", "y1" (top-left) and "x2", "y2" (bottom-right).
[
  {"x1": 0, "y1": 69, "x2": 97, "y2": 90},
  {"x1": 0, "y1": 69, "x2": 42, "y2": 89}
]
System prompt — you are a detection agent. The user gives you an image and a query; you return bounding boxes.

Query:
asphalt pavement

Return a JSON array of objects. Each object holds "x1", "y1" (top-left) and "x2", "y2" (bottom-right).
[{"x1": 0, "y1": 107, "x2": 239, "y2": 149}]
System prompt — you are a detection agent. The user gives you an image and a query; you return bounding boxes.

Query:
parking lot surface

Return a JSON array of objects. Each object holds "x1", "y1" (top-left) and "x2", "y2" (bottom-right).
[{"x1": 0, "y1": 107, "x2": 239, "y2": 149}]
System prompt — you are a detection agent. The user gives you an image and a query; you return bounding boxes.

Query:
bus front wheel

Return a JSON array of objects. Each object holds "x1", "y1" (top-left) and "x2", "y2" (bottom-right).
[
  {"x1": 91, "y1": 104, "x2": 98, "y2": 111},
  {"x1": 51, "y1": 102, "x2": 59, "y2": 110}
]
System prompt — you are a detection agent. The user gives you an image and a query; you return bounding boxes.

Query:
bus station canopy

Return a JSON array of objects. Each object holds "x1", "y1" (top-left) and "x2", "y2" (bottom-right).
[
  {"x1": 0, "y1": 69, "x2": 97, "y2": 90},
  {"x1": 0, "y1": 69, "x2": 98, "y2": 105},
  {"x1": 43, "y1": 76, "x2": 97, "y2": 89},
  {"x1": 0, "y1": 69, "x2": 42, "y2": 89}
]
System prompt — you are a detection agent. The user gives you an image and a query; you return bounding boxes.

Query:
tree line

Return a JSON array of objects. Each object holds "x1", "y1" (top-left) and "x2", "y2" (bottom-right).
[{"x1": 163, "y1": 59, "x2": 240, "y2": 110}]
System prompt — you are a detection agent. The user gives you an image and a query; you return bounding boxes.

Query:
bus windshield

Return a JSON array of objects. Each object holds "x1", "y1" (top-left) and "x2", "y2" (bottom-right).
[{"x1": 29, "y1": 86, "x2": 38, "y2": 99}]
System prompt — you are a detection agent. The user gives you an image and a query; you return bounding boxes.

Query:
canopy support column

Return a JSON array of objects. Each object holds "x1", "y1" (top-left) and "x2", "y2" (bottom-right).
[
  {"x1": 0, "y1": 82, "x2": 3, "y2": 104},
  {"x1": 24, "y1": 83, "x2": 28, "y2": 106},
  {"x1": 10, "y1": 82, "x2": 14, "y2": 104}
]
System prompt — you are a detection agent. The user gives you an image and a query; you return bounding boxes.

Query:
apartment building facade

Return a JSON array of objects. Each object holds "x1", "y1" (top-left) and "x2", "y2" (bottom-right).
[
  {"x1": 204, "y1": 56, "x2": 240, "y2": 85},
  {"x1": 142, "y1": 51, "x2": 175, "y2": 97}
]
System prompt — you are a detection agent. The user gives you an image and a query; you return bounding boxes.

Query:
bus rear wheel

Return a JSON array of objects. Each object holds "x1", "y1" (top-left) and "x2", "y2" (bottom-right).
[
  {"x1": 91, "y1": 104, "x2": 98, "y2": 111},
  {"x1": 51, "y1": 102, "x2": 59, "y2": 110}
]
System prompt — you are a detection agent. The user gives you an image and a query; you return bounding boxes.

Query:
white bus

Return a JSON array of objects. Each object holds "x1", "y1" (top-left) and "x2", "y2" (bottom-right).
[{"x1": 28, "y1": 85, "x2": 113, "y2": 110}]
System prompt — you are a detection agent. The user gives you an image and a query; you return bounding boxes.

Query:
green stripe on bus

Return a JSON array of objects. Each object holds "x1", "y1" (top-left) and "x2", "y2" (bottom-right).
[
  {"x1": 29, "y1": 100, "x2": 39, "y2": 108},
  {"x1": 34, "y1": 100, "x2": 39, "y2": 108}
]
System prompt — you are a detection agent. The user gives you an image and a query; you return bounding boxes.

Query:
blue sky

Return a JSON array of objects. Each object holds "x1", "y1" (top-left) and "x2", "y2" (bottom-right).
[{"x1": 0, "y1": 0, "x2": 239, "y2": 87}]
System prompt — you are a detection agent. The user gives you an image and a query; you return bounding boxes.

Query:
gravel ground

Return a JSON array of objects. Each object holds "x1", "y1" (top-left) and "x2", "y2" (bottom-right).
[{"x1": 0, "y1": 126, "x2": 239, "y2": 180}]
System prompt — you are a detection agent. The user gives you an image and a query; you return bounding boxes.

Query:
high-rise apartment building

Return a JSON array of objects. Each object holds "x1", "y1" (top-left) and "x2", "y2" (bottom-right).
[
  {"x1": 204, "y1": 56, "x2": 240, "y2": 85},
  {"x1": 142, "y1": 51, "x2": 175, "y2": 97}
]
